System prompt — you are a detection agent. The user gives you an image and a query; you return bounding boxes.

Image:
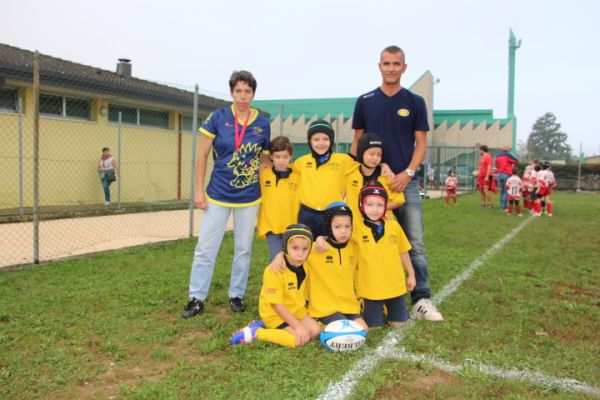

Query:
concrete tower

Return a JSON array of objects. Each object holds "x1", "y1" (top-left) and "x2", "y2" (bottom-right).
[{"x1": 508, "y1": 29, "x2": 521, "y2": 152}]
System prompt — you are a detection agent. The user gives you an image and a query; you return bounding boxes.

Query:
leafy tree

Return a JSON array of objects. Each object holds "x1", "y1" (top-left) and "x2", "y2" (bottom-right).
[
  {"x1": 516, "y1": 139, "x2": 528, "y2": 160},
  {"x1": 526, "y1": 112, "x2": 572, "y2": 162}
]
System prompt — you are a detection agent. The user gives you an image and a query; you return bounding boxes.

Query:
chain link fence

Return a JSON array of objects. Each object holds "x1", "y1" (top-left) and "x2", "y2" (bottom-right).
[
  {"x1": 0, "y1": 50, "x2": 229, "y2": 268},
  {"x1": 1, "y1": 49, "x2": 479, "y2": 269}
]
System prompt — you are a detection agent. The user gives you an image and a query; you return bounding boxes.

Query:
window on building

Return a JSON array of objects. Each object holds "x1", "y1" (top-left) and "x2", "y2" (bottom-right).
[
  {"x1": 109, "y1": 104, "x2": 170, "y2": 129},
  {"x1": 39, "y1": 93, "x2": 91, "y2": 120},
  {"x1": 139, "y1": 109, "x2": 169, "y2": 129},
  {"x1": 40, "y1": 94, "x2": 62, "y2": 115},
  {"x1": 108, "y1": 105, "x2": 137, "y2": 124},
  {"x1": 0, "y1": 88, "x2": 17, "y2": 111},
  {"x1": 182, "y1": 115, "x2": 202, "y2": 132}
]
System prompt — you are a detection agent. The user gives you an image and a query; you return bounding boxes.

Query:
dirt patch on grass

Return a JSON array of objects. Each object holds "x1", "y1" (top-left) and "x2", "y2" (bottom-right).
[
  {"x1": 551, "y1": 281, "x2": 598, "y2": 301},
  {"x1": 376, "y1": 369, "x2": 461, "y2": 398}
]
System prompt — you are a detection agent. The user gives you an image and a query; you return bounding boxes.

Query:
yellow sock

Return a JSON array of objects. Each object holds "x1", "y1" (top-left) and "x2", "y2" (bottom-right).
[{"x1": 256, "y1": 328, "x2": 296, "y2": 348}]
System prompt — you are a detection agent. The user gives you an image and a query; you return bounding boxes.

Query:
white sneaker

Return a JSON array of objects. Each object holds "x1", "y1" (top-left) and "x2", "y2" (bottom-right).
[
  {"x1": 411, "y1": 299, "x2": 444, "y2": 321},
  {"x1": 104, "y1": 201, "x2": 110, "y2": 206}
]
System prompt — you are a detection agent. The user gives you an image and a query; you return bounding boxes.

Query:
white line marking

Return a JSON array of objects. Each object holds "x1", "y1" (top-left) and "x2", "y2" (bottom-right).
[
  {"x1": 318, "y1": 217, "x2": 534, "y2": 400},
  {"x1": 389, "y1": 349, "x2": 600, "y2": 398}
]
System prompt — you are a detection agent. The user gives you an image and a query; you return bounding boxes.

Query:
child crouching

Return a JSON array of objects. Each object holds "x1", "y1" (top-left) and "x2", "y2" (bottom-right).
[{"x1": 229, "y1": 224, "x2": 320, "y2": 347}]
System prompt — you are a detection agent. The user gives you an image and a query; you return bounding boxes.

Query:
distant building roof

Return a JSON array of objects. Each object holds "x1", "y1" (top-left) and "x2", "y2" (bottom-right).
[
  {"x1": 434, "y1": 109, "x2": 511, "y2": 128},
  {"x1": 0, "y1": 42, "x2": 228, "y2": 112}
]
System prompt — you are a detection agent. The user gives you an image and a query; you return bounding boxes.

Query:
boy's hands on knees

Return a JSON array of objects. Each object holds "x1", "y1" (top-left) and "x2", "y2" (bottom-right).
[
  {"x1": 292, "y1": 325, "x2": 311, "y2": 347},
  {"x1": 315, "y1": 236, "x2": 329, "y2": 253},
  {"x1": 269, "y1": 252, "x2": 286, "y2": 273}
]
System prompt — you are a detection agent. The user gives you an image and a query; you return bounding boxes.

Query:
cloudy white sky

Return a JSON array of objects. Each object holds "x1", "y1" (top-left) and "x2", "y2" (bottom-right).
[{"x1": 4, "y1": 0, "x2": 599, "y2": 155}]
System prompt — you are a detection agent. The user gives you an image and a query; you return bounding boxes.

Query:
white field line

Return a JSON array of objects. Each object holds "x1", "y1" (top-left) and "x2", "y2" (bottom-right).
[
  {"x1": 318, "y1": 217, "x2": 534, "y2": 400},
  {"x1": 389, "y1": 349, "x2": 600, "y2": 398}
]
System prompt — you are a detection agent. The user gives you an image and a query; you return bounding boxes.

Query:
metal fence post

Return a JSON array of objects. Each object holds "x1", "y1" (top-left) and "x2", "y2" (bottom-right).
[
  {"x1": 188, "y1": 85, "x2": 199, "y2": 237},
  {"x1": 117, "y1": 112, "x2": 122, "y2": 210},
  {"x1": 18, "y1": 97, "x2": 24, "y2": 218},
  {"x1": 32, "y1": 51, "x2": 40, "y2": 264}
]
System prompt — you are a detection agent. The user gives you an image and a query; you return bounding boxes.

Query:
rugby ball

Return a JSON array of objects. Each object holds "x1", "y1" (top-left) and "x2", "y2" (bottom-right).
[
  {"x1": 320, "y1": 319, "x2": 367, "y2": 352},
  {"x1": 472, "y1": 169, "x2": 479, "y2": 177}
]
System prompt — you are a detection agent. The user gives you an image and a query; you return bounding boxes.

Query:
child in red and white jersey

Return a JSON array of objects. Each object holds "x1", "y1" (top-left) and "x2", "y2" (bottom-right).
[
  {"x1": 505, "y1": 166, "x2": 523, "y2": 216},
  {"x1": 444, "y1": 170, "x2": 459, "y2": 206},
  {"x1": 540, "y1": 161, "x2": 557, "y2": 216},
  {"x1": 532, "y1": 164, "x2": 547, "y2": 216},
  {"x1": 521, "y1": 160, "x2": 537, "y2": 211}
]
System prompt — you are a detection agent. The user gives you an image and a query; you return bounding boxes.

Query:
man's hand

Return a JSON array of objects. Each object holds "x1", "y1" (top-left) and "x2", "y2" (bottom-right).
[{"x1": 390, "y1": 171, "x2": 412, "y2": 193}]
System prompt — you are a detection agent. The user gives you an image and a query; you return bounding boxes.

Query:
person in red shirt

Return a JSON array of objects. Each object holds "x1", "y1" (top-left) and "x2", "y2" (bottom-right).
[
  {"x1": 495, "y1": 145, "x2": 519, "y2": 211},
  {"x1": 444, "y1": 169, "x2": 459, "y2": 206},
  {"x1": 477, "y1": 145, "x2": 495, "y2": 208}
]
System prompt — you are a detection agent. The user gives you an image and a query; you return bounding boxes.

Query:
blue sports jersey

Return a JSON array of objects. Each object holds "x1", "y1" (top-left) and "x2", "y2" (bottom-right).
[
  {"x1": 352, "y1": 87, "x2": 429, "y2": 174},
  {"x1": 200, "y1": 105, "x2": 271, "y2": 206}
]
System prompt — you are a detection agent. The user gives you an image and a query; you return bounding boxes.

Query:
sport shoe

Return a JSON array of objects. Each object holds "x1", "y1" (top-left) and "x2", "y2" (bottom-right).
[
  {"x1": 411, "y1": 299, "x2": 444, "y2": 321},
  {"x1": 229, "y1": 320, "x2": 265, "y2": 345},
  {"x1": 182, "y1": 298, "x2": 204, "y2": 319},
  {"x1": 229, "y1": 297, "x2": 246, "y2": 313}
]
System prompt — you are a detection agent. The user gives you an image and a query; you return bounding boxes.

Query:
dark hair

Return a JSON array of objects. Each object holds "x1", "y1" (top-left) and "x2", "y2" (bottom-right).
[
  {"x1": 229, "y1": 70, "x2": 257, "y2": 93},
  {"x1": 270, "y1": 136, "x2": 293, "y2": 155},
  {"x1": 479, "y1": 145, "x2": 489, "y2": 153},
  {"x1": 102, "y1": 147, "x2": 110, "y2": 152},
  {"x1": 512, "y1": 166, "x2": 519, "y2": 175},
  {"x1": 381, "y1": 45, "x2": 405, "y2": 60}
]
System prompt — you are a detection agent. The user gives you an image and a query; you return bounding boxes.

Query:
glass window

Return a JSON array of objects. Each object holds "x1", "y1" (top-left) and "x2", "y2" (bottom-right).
[
  {"x1": 108, "y1": 105, "x2": 137, "y2": 124},
  {"x1": 139, "y1": 108, "x2": 169, "y2": 129},
  {"x1": 182, "y1": 115, "x2": 201, "y2": 132},
  {"x1": 0, "y1": 89, "x2": 17, "y2": 111},
  {"x1": 65, "y1": 97, "x2": 91, "y2": 119},
  {"x1": 40, "y1": 94, "x2": 62, "y2": 115}
]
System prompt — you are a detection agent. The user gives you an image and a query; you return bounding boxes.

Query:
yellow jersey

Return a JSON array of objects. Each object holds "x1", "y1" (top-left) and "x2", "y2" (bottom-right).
[
  {"x1": 257, "y1": 168, "x2": 300, "y2": 239},
  {"x1": 293, "y1": 153, "x2": 357, "y2": 211},
  {"x1": 306, "y1": 241, "x2": 360, "y2": 318},
  {"x1": 353, "y1": 219, "x2": 412, "y2": 300},
  {"x1": 345, "y1": 168, "x2": 405, "y2": 221},
  {"x1": 259, "y1": 264, "x2": 308, "y2": 329}
]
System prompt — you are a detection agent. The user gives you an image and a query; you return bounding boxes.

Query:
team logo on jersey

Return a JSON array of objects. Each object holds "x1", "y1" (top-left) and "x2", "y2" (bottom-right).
[
  {"x1": 362, "y1": 235, "x2": 369, "y2": 243},
  {"x1": 329, "y1": 162, "x2": 341, "y2": 171},
  {"x1": 287, "y1": 182, "x2": 298, "y2": 191},
  {"x1": 352, "y1": 179, "x2": 359, "y2": 187},
  {"x1": 389, "y1": 234, "x2": 398, "y2": 244},
  {"x1": 397, "y1": 108, "x2": 410, "y2": 117},
  {"x1": 287, "y1": 281, "x2": 296, "y2": 290},
  {"x1": 252, "y1": 126, "x2": 263, "y2": 136},
  {"x1": 306, "y1": 161, "x2": 313, "y2": 168},
  {"x1": 326, "y1": 255, "x2": 334, "y2": 264},
  {"x1": 226, "y1": 142, "x2": 262, "y2": 188},
  {"x1": 265, "y1": 180, "x2": 272, "y2": 187}
]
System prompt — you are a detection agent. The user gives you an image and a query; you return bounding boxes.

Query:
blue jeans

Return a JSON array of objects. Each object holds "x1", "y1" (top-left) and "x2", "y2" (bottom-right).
[
  {"x1": 266, "y1": 232, "x2": 284, "y2": 262},
  {"x1": 392, "y1": 179, "x2": 431, "y2": 304},
  {"x1": 188, "y1": 202, "x2": 259, "y2": 301},
  {"x1": 100, "y1": 175, "x2": 111, "y2": 202},
  {"x1": 497, "y1": 172, "x2": 510, "y2": 209}
]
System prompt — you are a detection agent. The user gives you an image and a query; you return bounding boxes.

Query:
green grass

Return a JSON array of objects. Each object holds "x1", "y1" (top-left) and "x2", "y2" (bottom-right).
[{"x1": 1, "y1": 192, "x2": 599, "y2": 399}]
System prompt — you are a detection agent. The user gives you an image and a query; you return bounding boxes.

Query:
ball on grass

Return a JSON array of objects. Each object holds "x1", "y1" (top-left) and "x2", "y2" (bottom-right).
[{"x1": 320, "y1": 319, "x2": 367, "y2": 352}]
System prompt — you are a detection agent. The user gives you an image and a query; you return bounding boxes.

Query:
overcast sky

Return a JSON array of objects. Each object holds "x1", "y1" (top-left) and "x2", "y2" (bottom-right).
[{"x1": 4, "y1": 0, "x2": 599, "y2": 155}]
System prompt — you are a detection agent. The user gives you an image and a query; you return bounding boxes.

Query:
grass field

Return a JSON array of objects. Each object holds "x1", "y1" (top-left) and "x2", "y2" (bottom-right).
[{"x1": 1, "y1": 192, "x2": 599, "y2": 399}]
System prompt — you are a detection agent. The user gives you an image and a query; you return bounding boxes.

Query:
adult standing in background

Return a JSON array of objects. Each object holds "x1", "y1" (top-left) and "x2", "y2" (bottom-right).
[
  {"x1": 98, "y1": 147, "x2": 117, "y2": 206},
  {"x1": 182, "y1": 70, "x2": 271, "y2": 319},
  {"x1": 495, "y1": 145, "x2": 519, "y2": 211},
  {"x1": 351, "y1": 45, "x2": 443, "y2": 322},
  {"x1": 477, "y1": 145, "x2": 495, "y2": 208}
]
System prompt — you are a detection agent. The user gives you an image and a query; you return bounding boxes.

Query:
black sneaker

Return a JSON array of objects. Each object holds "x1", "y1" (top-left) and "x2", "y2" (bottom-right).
[
  {"x1": 229, "y1": 297, "x2": 246, "y2": 313},
  {"x1": 182, "y1": 298, "x2": 204, "y2": 319}
]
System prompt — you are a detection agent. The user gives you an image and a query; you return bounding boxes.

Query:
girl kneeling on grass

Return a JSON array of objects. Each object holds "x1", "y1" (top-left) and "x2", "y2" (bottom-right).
[{"x1": 229, "y1": 224, "x2": 320, "y2": 348}]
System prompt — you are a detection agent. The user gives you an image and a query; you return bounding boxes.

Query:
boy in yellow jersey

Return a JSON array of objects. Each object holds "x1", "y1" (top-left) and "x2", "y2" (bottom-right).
[
  {"x1": 345, "y1": 132, "x2": 404, "y2": 220},
  {"x1": 229, "y1": 224, "x2": 321, "y2": 348},
  {"x1": 355, "y1": 181, "x2": 416, "y2": 328},
  {"x1": 257, "y1": 136, "x2": 300, "y2": 261},
  {"x1": 294, "y1": 120, "x2": 357, "y2": 237},
  {"x1": 306, "y1": 202, "x2": 368, "y2": 331}
]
